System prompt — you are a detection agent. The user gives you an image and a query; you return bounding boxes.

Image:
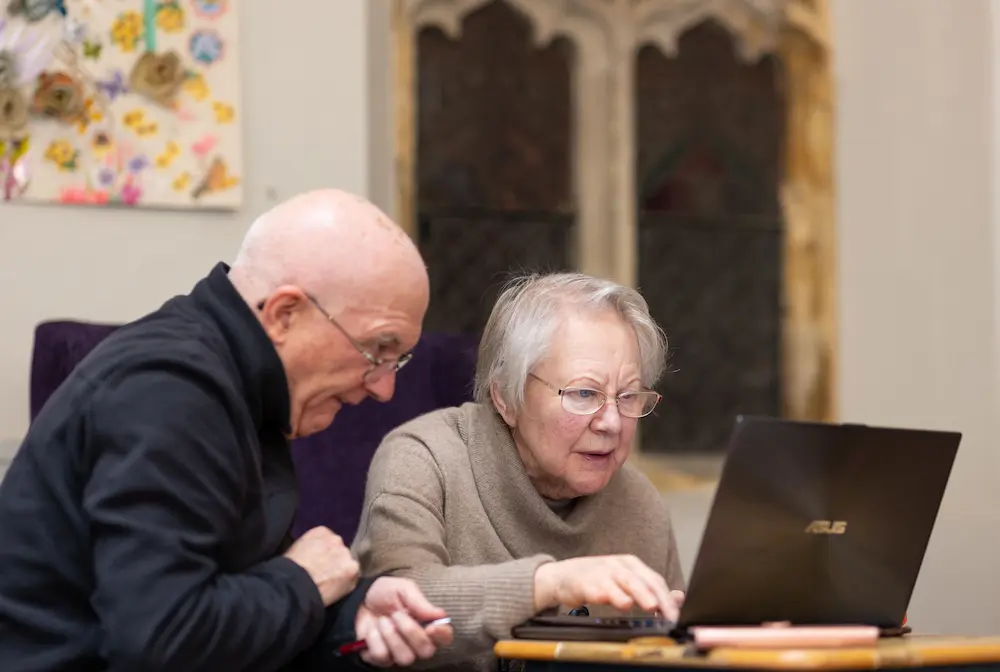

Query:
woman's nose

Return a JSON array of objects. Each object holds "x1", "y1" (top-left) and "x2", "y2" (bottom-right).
[{"x1": 590, "y1": 398, "x2": 622, "y2": 433}]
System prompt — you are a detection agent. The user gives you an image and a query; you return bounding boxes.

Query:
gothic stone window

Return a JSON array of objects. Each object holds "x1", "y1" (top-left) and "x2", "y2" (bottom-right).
[
  {"x1": 416, "y1": 1, "x2": 575, "y2": 335},
  {"x1": 399, "y1": 0, "x2": 836, "y2": 451},
  {"x1": 637, "y1": 20, "x2": 785, "y2": 454}
]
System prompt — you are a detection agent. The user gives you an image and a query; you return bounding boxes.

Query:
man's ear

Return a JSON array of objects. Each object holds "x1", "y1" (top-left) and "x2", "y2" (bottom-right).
[
  {"x1": 259, "y1": 286, "x2": 308, "y2": 345},
  {"x1": 490, "y1": 382, "x2": 517, "y2": 428}
]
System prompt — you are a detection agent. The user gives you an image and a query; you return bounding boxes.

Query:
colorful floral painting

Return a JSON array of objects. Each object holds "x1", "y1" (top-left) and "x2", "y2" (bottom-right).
[{"x1": 0, "y1": 0, "x2": 242, "y2": 209}]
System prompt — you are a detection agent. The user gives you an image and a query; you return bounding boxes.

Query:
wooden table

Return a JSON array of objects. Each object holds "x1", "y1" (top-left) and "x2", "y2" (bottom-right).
[{"x1": 494, "y1": 636, "x2": 1000, "y2": 671}]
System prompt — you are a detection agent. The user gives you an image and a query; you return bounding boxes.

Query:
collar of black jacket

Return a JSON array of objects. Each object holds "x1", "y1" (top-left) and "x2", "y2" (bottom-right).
[{"x1": 192, "y1": 262, "x2": 292, "y2": 436}]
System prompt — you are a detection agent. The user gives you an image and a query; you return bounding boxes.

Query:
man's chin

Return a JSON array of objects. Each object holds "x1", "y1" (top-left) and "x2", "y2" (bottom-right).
[{"x1": 294, "y1": 409, "x2": 341, "y2": 438}]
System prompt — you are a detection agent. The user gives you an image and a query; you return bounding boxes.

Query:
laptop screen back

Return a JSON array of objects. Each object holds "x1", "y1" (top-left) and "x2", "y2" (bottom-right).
[{"x1": 677, "y1": 416, "x2": 960, "y2": 629}]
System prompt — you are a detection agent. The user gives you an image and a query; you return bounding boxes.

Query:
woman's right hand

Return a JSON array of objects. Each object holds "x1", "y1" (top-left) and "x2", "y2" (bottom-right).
[{"x1": 533, "y1": 555, "x2": 684, "y2": 621}]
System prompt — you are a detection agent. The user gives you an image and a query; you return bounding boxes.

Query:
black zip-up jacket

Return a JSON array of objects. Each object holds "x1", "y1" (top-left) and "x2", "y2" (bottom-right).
[{"x1": 0, "y1": 263, "x2": 372, "y2": 671}]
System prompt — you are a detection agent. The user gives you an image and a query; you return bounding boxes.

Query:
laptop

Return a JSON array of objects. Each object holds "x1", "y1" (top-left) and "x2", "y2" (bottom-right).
[{"x1": 512, "y1": 415, "x2": 961, "y2": 642}]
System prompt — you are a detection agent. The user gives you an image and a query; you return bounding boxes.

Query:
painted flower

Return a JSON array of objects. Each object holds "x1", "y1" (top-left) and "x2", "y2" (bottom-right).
[
  {"x1": 171, "y1": 171, "x2": 190, "y2": 192},
  {"x1": 155, "y1": 141, "x2": 180, "y2": 169},
  {"x1": 123, "y1": 109, "x2": 146, "y2": 129},
  {"x1": 59, "y1": 186, "x2": 88, "y2": 203},
  {"x1": 90, "y1": 131, "x2": 114, "y2": 157},
  {"x1": 119, "y1": 181, "x2": 142, "y2": 205},
  {"x1": 59, "y1": 186, "x2": 109, "y2": 205},
  {"x1": 190, "y1": 133, "x2": 216, "y2": 158},
  {"x1": 95, "y1": 70, "x2": 128, "y2": 102},
  {"x1": 75, "y1": 98, "x2": 104, "y2": 134},
  {"x1": 96, "y1": 166, "x2": 116, "y2": 188},
  {"x1": 128, "y1": 154, "x2": 149, "y2": 173},
  {"x1": 182, "y1": 71, "x2": 210, "y2": 102},
  {"x1": 44, "y1": 140, "x2": 80, "y2": 172},
  {"x1": 64, "y1": 17, "x2": 87, "y2": 44},
  {"x1": 110, "y1": 11, "x2": 144, "y2": 53},
  {"x1": 3, "y1": 158, "x2": 29, "y2": 200},
  {"x1": 191, "y1": 0, "x2": 227, "y2": 20},
  {"x1": 212, "y1": 101, "x2": 234, "y2": 124},
  {"x1": 0, "y1": 136, "x2": 30, "y2": 163},
  {"x1": 188, "y1": 30, "x2": 224, "y2": 66},
  {"x1": 155, "y1": 1, "x2": 185, "y2": 33},
  {"x1": 1, "y1": 142, "x2": 30, "y2": 202}
]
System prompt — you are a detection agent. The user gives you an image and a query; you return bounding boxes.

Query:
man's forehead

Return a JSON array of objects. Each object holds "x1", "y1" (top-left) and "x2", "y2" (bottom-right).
[{"x1": 340, "y1": 294, "x2": 425, "y2": 349}]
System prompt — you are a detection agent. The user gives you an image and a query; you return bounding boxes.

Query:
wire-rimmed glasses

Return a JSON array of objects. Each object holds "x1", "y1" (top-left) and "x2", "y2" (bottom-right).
[
  {"x1": 256, "y1": 294, "x2": 412, "y2": 383},
  {"x1": 529, "y1": 373, "x2": 661, "y2": 418}
]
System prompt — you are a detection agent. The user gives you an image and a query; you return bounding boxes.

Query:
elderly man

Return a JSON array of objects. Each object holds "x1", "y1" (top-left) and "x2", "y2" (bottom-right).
[{"x1": 0, "y1": 190, "x2": 452, "y2": 670}]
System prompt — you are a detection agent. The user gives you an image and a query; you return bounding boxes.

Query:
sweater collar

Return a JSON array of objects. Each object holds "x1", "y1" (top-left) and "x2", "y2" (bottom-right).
[
  {"x1": 462, "y1": 403, "x2": 625, "y2": 558},
  {"x1": 190, "y1": 262, "x2": 291, "y2": 436}
]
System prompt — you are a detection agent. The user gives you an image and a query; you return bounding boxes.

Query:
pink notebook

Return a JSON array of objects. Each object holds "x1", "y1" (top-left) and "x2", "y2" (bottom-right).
[{"x1": 690, "y1": 624, "x2": 880, "y2": 650}]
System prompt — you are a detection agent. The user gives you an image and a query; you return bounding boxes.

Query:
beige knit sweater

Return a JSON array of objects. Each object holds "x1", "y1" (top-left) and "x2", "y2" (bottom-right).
[{"x1": 352, "y1": 402, "x2": 685, "y2": 671}]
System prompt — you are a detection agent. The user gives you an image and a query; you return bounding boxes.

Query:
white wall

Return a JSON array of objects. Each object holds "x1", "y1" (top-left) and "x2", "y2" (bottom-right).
[
  {"x1": 0, "y1": 1, "x2": 391, "y2": 446},
  {"x1": 836, "y1": 0, "x2": 1000, "y2": 633}
]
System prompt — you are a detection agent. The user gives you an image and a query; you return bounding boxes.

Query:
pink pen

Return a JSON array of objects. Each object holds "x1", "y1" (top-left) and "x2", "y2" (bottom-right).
[{"x1": 336, "y1": 617, "x2": 452, "y2": 657}]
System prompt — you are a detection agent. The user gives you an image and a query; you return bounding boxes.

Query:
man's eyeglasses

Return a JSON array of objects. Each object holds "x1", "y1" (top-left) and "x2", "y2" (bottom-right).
[
  {"x1": 256, "y1": 294, "x2": 412, "y2": 382},
  {"x1": 529, "y1": 373, "x2": 661, "y2": 419}
]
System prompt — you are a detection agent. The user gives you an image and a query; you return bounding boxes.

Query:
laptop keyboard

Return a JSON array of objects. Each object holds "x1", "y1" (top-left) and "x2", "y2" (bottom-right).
[{"x1": 587, "y1": 617, "x2": 676, "y2": 630}]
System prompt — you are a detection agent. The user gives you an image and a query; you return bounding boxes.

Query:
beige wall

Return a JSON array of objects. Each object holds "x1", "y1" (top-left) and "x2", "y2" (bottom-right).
[
  {"x1": 835, "y1": 0, "x2": 1000, "y2": 633},
  {"x1": 0, "y1": 1, "x2": 392, "y2": 445}
]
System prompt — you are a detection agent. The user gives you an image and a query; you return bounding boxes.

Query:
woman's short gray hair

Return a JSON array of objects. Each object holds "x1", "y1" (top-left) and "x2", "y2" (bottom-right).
[{"x1": 474, "y1": 272, "x2": 667, "y2": 411}]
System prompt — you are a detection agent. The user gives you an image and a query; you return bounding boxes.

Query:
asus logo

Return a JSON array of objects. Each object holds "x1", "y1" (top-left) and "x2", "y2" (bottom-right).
[{"x1": 805, "y1": 520, "x2": 847, "y2": 535}]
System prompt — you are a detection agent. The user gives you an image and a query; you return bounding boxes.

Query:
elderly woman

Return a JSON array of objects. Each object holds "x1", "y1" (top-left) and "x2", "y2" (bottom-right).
[{"x1": 352, "y1": 273, "x2": 684, "y2": 670}]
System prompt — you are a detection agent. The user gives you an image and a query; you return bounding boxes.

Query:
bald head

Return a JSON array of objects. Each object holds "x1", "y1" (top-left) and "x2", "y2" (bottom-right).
[
  {"x1": 229, "y1": 189, "x2": 427, "y2": 312},
  {"x1": 230, "y1": 189, "x2": 430, "y2": 436}
]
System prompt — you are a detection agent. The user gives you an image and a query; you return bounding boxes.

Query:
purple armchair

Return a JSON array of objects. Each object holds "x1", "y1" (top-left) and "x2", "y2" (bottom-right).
[{"x1": 29, "y1": 320, "x2": 478, "y2": 542}]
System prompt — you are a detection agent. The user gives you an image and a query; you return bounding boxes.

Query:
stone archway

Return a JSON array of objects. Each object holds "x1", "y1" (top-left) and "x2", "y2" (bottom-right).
[{"x1": 392, "y1": 0, "x2": 837, "y2": 424}]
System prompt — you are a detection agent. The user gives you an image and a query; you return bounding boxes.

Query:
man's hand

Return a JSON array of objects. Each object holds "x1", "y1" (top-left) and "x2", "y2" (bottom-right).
[
  {"x1": 354, "y1": 577, "x2": 454, "y2": 667},
  {"x1": 534, "y1": 555, "x2": 685, "y2": 621},
  {"x1": 283, "y1": 526, "x2": 359, "y2": 606}
]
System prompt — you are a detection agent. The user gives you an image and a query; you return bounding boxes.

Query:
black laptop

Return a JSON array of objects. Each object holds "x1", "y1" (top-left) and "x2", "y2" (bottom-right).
[{"x1": 512, "y1": 416, "x2": 961, "y2": 642}]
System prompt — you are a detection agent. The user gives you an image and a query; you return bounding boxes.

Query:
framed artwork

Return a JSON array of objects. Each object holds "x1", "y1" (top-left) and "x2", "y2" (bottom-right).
[{"x1": 0, "y1": 0, "x2": 242, "y2": 209}]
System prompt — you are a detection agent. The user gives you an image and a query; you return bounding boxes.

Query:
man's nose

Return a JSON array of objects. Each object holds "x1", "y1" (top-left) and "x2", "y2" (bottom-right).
[{"x1": 364, "y1": 370, "x2": 397, "y2": 402}]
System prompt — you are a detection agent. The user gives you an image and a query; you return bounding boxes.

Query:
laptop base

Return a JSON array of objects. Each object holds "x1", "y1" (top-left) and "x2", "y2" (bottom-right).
[{"x1": 510, "y1": 616, "x2": 911, "y2": 644}]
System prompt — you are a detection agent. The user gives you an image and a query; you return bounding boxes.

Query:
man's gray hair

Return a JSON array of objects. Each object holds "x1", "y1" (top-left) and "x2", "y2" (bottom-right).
[{"x1": 474, "y1": 272, "x2": 667, "y2": 411}]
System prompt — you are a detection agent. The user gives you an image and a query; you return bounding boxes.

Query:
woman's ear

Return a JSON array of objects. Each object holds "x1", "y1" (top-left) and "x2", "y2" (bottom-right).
[{"x1": 490, "y1": 382, "x2": 517, "y2": 428}]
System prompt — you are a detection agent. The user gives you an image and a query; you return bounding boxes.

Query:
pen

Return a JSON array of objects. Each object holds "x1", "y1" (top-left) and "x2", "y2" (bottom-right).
[{"x1": 335, "y1": 617, "x2": 452, "y2": 657}]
